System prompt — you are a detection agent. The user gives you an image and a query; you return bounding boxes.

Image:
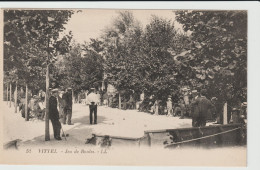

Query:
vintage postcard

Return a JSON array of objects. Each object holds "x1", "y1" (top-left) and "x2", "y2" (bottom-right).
[{"x1": 0, "y1": 4, "x2": 252, "y2": 167}]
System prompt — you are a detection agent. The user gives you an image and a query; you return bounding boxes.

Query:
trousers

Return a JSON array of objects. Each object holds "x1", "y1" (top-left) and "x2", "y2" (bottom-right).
[
  {"x1": 192, "y1": 116, "x2": 206, "y2": 127},
  {"x1": 63, "y1": 108, "x2": 72, "y2": 124},
  {"x1": 50, "y1": 118, "x2": 61, "y2": 138},
  {"x1": 89, "y1": 104, "x2": 97, "y2": 124}
]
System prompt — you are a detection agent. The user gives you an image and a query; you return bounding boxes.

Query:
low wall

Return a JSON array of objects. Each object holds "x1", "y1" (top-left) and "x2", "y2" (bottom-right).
[
  {"x1": 89, "y1": 123, "x2": 246, "y2": 148},
  {"x1": 144, "y1": 123, "x2": 246, "y2": 148}
]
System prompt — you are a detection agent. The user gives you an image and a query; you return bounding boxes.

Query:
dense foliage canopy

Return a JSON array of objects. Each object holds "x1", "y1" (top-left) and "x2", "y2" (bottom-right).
[{"x1": 4, "y1": 10, "x2": 247, "y2": 108}]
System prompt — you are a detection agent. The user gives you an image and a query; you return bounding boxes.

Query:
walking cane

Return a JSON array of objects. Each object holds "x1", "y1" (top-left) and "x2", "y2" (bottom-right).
[{"x1": 61, "y1": 124, "x2": 67, "y2": 141}]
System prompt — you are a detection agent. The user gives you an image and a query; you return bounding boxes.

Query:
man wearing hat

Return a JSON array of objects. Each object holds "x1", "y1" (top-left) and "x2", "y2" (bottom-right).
[
  {"x1": 62, "y1": 88, "x2": 73, "y2": 125},
  {"x1": 190, "y1": 90, "x2": 199, "y2": 125},
  {"x1": 49, "y1": 88, "x2": 62, "y2": 140},
  {"x1": 182, "y1": 88, "x2": 190, "y2": 106},
  {"x1": 87, "y1": 88, "x2": 99, "y2": 124},
  {"x1": 191, "y1": 89, "x2": 214, "y2": 127}
]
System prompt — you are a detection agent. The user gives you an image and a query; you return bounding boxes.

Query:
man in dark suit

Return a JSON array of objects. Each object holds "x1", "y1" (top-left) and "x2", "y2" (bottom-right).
[
  {"x1": 63, "y1": 88, "x2": 73, "y2": 125},
  {"x1": 191, "y1": 89, "x2": 214, "y2": 127},
  {"x1": 49, "y1": 89, "x2": 62, "y2": 140},
  {"x1": 190, "y1": 90, "x2": 200, "y2": 127}
]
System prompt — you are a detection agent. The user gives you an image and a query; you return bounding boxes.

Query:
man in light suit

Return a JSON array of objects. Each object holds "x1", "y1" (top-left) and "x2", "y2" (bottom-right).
[{"x1": 87, "y1": 88, "x2": 100, "y2": 125}]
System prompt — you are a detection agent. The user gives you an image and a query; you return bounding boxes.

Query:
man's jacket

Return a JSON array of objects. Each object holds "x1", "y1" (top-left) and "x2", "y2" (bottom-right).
[
  {"x1": 191, "y1": 96, "x2": 214, "y2": 118},
  {"x1": 49, "y1": 96, "x2": 59, "y2": 120},
  {"x1": 63, "y1": 92, "x2": 72, "y2": 109}
]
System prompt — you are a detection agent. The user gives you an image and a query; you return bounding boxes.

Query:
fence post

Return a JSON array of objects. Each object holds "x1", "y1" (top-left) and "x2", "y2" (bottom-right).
[
  {"x1": 119, "y1": 92, "x2": 121, "y2": 109},
  {"x1": 223, "y1": 102, "x2": 228, "y2": 124}
]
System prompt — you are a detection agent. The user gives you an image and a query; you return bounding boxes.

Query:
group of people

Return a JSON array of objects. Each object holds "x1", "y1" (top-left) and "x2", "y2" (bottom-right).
[
  {"x1": 165, "y1": 89, "x2": 202, "y2": 118},
  {"x1": 165, "y1": 89, "x2": 217, "y2": 127},
  {"x1": 17, "y1": 85, "x2": 246, "y2": 140},
  {"x1": 147, "y1": 89, "x2": 216, "y2": 127},
  {"x1": 18, "y1": 91, "x2": 46, "y2": 120},
  {"x1": 165, "y1": 88, "x2": 247, "y2": 127},
  {"x1": 49, "y1": 87, "x2": 100, "y2": 140}
]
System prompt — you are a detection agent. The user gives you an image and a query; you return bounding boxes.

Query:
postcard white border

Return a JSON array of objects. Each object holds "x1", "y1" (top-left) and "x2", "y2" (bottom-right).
[{"x1": 0, "y1": 1, "x2": 260, "y2": 170}]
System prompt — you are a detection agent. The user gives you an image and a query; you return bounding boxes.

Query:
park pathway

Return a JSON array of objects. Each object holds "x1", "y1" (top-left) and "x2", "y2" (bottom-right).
[{"x1": 3, "y1": 102, "x2": 193, "y2": 147}]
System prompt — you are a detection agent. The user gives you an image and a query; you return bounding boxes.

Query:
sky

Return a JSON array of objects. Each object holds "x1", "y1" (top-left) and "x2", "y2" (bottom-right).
[{"x1": 63, "y1": 9, "x2": 181, "y2": 44}]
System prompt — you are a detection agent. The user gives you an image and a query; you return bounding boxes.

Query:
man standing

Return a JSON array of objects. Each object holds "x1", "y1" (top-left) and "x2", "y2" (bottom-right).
[
  {"x1": 87, "y1": 88, "x2": 99, "y2": 124},
  {"x1": 179, "y1": 98, "x2": 186, "y2": 119},
  {"x1": 63, "y1": 88, "x2": 73, "y2": 125},
  {"x1": 49, "y1": 89, "x2": 62, "y2": 140},
  {"x1": 191, "y1": 89, "x2": 214, "y2": 127},
  {"x1": 190, "y1": 90, "x2": 199, "y2": 126}
]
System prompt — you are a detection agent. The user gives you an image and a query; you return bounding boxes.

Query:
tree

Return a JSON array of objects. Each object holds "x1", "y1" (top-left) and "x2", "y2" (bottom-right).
[
  {"x1": 140, "y1": 16, "x2": 179, "y2": 102},
  {"x1": 101, "y1": 12, "x2": 187, "y2": 106},
  {"x1": 54, "y1": 38, "x2": 104, "y2": 98},
  {"x1": 175, "y1": 10, "x2": 247, "y2": 105},
  {"x1": 4, "y1": 10, "x2": 48, "y2": 116},
  {"x1": 102, "y1": 11, "x2": 143, "y2": 95},
  {"x1": 4, "y1": 9, "x2": 74, "y2": 140},
  {"x1": 54, "y1": 42, "x2": 83, "y2": 92},
  {"x1": 81, "y1": 39, "x2": 104, "y2": 91}
]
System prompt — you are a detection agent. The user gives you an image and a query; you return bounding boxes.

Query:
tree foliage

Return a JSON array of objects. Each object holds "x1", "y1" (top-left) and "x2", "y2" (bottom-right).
[
  {"x1": 175, "y1": 10, "x2": 247, "y2": 104},
  {"x1": 53, "y1": 39, "x2": 104, "y2": 94},
  {"x1": 140, "y1": 16, "x2": 179, "y2": 101},
  {"x1": 4, "y1": 10, "x2": 247, "y2": 109},
  {"x1": 102, "y1": 11, "x2": 143, "y2": 94},
  {"x1": 4, "y1": 10, "x2": 74, "y2": 93}
]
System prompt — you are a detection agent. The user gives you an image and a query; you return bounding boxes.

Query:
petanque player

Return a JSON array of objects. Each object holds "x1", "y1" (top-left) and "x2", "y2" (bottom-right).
[
  {"x1": 87, "y1": 88, "x2": 99, "y2": 125},
  {"x1": 191, "y1": 89, "x2": 214, "y2": 127},
  {"x1": 63, "y1": 88, "x2": 73, "y2": 125},
  {"x1": 49, "y1": 88, "x2": 62, "y2": 140},
  {"x1": 190, "y1": 90, "x2": 199, "y2": 126}
]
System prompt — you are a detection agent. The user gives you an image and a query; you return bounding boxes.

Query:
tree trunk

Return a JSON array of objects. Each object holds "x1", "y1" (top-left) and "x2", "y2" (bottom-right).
[
  {"x1": 223, "y1": 102, "x2": 228, "y2": 124},
  {"x1": 6, "y1": 83, "x2": 9, "y2": 104},
  {"x1": 45, "y1": 64, "x2": 50, "y2": 141},
  {"x1": 119, "y1": 92, "x2": 121, "y2": 109},
  {"x1": 72, "y1": 89, "x2": 74, "y2": 104},
  {"x1": 9, "y1": 83, "x2": 12, "y2": 108},
  {"x1": 101, "y1": 81, "x2": 105, "y2": 91},
  {"x1": 25, "y1": 84, "x2": 28, "y2": 121},
  {"x1": 155, "y1": 100, "x2": 159, "y2": 115},
  {"x1": 14, "y1": 81, "x2": 18, "y2": 113}
]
